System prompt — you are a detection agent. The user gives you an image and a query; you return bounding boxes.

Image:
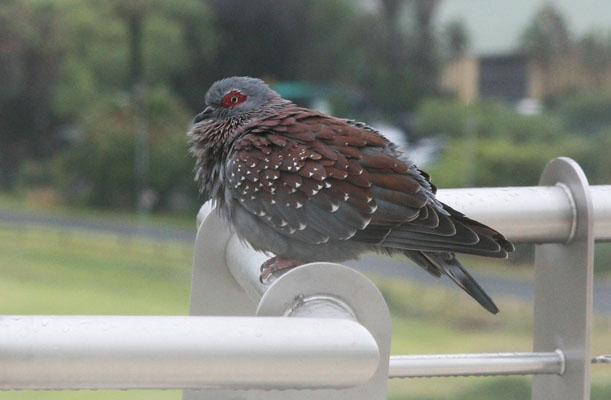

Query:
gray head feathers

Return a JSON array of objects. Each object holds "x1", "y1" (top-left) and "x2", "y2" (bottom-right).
[{"x1": 203, "y1": 76, "x2": 284, "y2": 120}]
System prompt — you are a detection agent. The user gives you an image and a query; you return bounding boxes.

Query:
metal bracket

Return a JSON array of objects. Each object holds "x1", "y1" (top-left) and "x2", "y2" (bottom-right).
[
  {"x1": 532, "y1": 157, "x2": 594, "y2": 400},
  {"x1": 254, "y1": 263, "x2": 391, "y2": 400},
  {"x1": 184, "y1": 209, "x2": 391, "y2": 400},
  {"x1": 187, "y1": 202, "x2": 261, "y2": 317}
]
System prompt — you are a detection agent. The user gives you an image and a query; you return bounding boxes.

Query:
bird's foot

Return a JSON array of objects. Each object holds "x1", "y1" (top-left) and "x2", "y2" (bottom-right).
[{"x1": 260, "y1": 257, "x2": 303, "y2": 284}]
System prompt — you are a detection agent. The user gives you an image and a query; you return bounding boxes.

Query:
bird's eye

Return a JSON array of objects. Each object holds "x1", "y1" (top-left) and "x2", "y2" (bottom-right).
[{"x1": 222, "y1": 90, "x2": 247, "y2": 108}]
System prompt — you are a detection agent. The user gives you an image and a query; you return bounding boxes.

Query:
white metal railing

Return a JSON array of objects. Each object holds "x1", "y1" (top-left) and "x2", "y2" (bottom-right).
[
  {"x1": 184, "y1": 157, "x2": 609, "y2": 400},
  {"x1": 388, "y1": 351, "x2": 565, "y2": 378},
  {"x1": 1, "y1": 157, "x2": 610, "y2": 400},
  {"x1": 436, "y1": 185, "x2": 611, "y2": 242},
  {"x1": 0, "y1": 315, "x2": 378, "y2": 390}
]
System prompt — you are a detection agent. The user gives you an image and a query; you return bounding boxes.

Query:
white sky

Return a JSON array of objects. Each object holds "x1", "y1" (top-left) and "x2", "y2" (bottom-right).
[{"x1": 436, "y1": 0, "x2": 611, "y2": 54}]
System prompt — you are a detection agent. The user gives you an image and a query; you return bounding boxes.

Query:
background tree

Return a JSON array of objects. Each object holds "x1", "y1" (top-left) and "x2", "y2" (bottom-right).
[
  {"x1": 51, "y1": 0, "x2": 215, "y2": 118},
  {"x1": 444, "y1": 19, "x2": 470, "y2": 61},
  {"x1": 46, "y1": 0, "x2": 214, "y2": 210},
  {"x1": 378, "y1": 0, "x2": 409, "y2": 80},
  {"x1": 407, "y1": 0, "x2": 441, "y2": 94},
  {"x1": 52, "y1": 87, "x2": 195, "y2": 209},
  {"x1": 376, "y1": 0, "x2": 414, "y2": 112},
  {"x1": 577, "y1": 30, "x2": 611, "y2": 86},
  {"x1": 206, "y1": 0, "x2": 308, "y2": 82},
  {"x1": 2, "y1": 0, "x2": 609, "y2": 217},
  {"x1": 376, "y1": 0, "x2": 442, "y2": 112},
  {"x1": 0, "y1": 1, "x2": 63, "y2": 190},
  {"x1": 520, "y1": 4, "x2": 571, "y2": 98}
]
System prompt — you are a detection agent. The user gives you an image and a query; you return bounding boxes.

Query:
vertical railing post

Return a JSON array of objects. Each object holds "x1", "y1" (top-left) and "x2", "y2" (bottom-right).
[
  {"x1": 183, "y1": 203, "x2": 261, "y2": 400},
  {"x1": 532, "y1": 157, "x2": 594, "y2": 400}
]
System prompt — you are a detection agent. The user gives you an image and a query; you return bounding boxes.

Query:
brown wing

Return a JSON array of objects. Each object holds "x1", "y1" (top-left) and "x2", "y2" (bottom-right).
[
  {"x1": 226, "y1": 107, "x2": 512, "y2": 257},
  {"x1": 227, "y1": 107, "x2": 394, "y2": 244}
]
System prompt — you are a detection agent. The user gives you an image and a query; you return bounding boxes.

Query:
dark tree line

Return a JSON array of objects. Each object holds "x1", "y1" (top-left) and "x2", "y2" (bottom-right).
[
  {"x1": 1, "y1": 0, "x2": 609, "y2": 211},
  {"x1": 0, "y1": 0, "x2": 447, "y2": 194}
]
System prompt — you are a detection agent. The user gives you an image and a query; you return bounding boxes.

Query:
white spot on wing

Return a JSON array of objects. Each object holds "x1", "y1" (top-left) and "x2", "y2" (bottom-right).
[
  {"x1": 360, "y1": 217, "x2": 372, "y2": 229},
  {"x1": 341, "y1": 229, "x2": 358, "y2": 240}
]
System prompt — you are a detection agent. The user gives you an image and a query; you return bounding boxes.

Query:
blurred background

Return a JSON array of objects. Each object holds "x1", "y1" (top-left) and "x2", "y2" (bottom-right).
[{"x1": 0, "y1": 0, "x2": 610, "y2": 399}]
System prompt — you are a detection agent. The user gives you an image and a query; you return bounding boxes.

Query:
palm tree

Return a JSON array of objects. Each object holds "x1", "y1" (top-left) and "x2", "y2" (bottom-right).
[
  {"x1": 444, "y1": 19, "x2": 469, "y2": 61},
  {"x1": 577, "y1": 31, "x2": 611, "y2": 87},
  {"x1": 520, "y1": 4, "x2": 571, "y2": 98}
]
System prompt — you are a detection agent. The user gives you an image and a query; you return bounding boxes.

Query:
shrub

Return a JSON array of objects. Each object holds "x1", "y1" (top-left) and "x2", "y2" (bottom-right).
[{"x1": 52, "y1": 86, "x2": 198, "y2": 210}]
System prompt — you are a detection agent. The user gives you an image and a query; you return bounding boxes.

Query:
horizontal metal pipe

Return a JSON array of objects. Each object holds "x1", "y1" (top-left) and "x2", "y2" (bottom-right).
[
  {"x1": 226, "y1": 236, "x2": 360, "y2": 320},
  {"x1": 0, "y1": 315, "x2": 379, "y2": 390},
  {"x1": 198, "y1": 185, "x2": 611, "y2": 244},
  {"x1": 592, "y1": 185, "x2": 611, "y2": 241},
  {"x1": 592, "y1": 354, "x2": 611, "y2": 364},
  {"x1": 437, "y1": 185, "x2": 610, "y2": 242},
  {"x1": 389, "y1": 351, "x2": 565, "y2": 378},
  {"x1": 226, "y1": 233, "x2": 269, "y2": 301}
]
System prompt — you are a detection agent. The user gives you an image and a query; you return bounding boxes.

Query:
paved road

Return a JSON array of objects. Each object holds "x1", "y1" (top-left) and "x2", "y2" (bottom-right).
[
  {"x1": 0, "y1": 208, "x2": 194, "y2": 242},
  {"x1": 2, "y1": 207, "x2": 610, "y2": 314},
  {"x1": 345, "y1": 255, "x2": 611, "y2": 316}
]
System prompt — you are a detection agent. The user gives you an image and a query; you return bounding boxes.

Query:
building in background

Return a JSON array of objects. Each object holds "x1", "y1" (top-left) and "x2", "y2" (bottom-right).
[{"x1": 442, "y1": 52, "x2": 611, "y2": 109}]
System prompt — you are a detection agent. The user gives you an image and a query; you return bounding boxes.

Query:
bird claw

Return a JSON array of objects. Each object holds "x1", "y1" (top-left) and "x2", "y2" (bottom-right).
[
  {"x1": 259, "y1": 257, "x2": 302, "y2": 284},
  {"x1": 259, "y1": 264, "x2": 276, "y2": 284}
]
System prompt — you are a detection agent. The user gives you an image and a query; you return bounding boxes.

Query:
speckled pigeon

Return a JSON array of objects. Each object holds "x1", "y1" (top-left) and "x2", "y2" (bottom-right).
[{"x1": 188, "y1": 76, "x2": 514, "y2": 314}]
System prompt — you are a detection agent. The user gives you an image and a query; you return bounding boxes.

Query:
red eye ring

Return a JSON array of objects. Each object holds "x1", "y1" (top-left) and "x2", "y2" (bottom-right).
[{"x1": 222, "y1": 90, "x2": 247, "y2": 108}]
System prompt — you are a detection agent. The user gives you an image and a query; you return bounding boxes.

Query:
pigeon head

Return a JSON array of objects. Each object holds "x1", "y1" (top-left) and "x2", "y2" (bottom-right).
[{"x1": 193, "y1": 77, "x2": 284, "y2": 124}]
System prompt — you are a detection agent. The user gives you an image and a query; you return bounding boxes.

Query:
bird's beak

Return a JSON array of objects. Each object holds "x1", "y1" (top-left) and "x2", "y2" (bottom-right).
[{"x1": 193, "y1": 106, "x2": 214, "y2": 125}]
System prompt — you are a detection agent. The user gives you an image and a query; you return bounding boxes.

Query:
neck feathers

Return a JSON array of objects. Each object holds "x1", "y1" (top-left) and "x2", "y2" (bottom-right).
[{"x1": 188, "y1": 97, "x2": 292, "y2": 202}]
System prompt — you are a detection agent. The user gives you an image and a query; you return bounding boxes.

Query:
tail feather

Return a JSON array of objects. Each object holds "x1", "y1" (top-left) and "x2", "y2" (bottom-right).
[
  {"x1": 443, "y1": 204, "x2": 515, "y2": 254},
  {"x1": 382, "y1": 204, "x2": 514, "y2": 259},
  {"x1": 403, "y1": 250, "x2": 499, "y2": 314},
  {"x1": 403, "y1": 250, "x2": 442, "y2": 278}
]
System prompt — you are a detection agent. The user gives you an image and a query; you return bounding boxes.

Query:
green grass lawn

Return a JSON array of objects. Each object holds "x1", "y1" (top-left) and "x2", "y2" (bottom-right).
[{"x1": 0, "y1": 218, "x2": 609, "y2": 400}]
